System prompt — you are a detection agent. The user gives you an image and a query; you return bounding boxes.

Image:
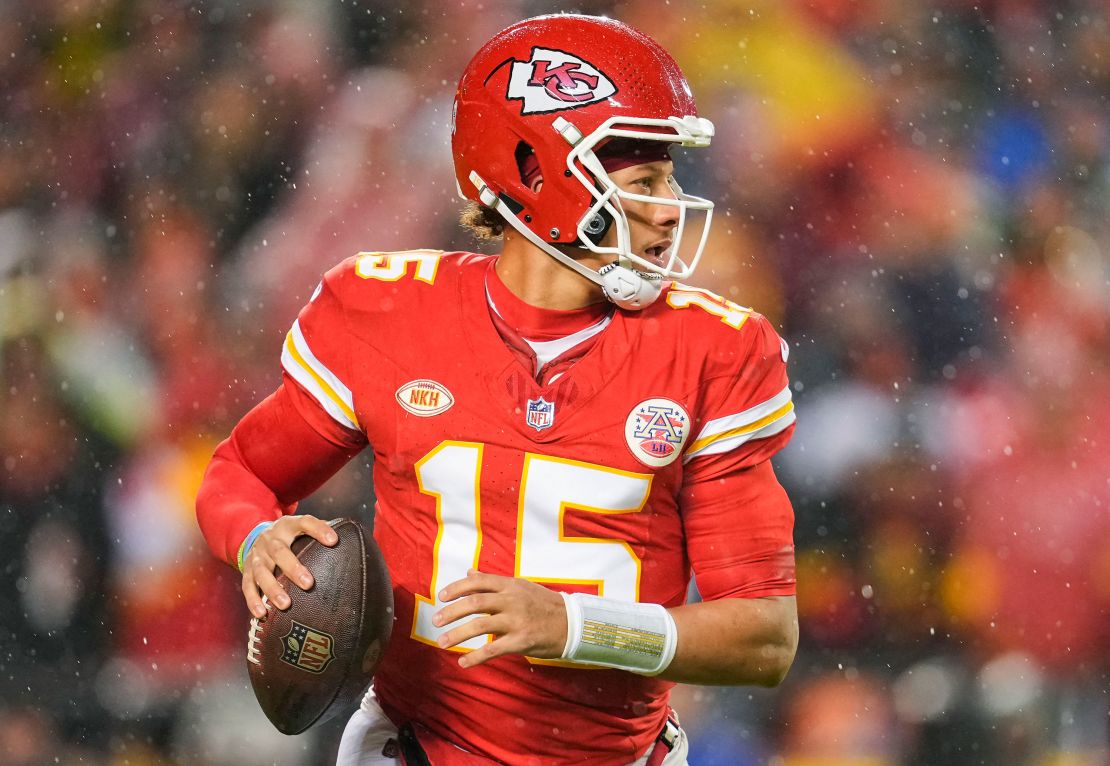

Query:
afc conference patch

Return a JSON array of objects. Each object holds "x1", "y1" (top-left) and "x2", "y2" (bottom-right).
[
  {"x1": 280, "y1": 621, "x2": 336, "y2": 674},
  {"x1": 526, "y1": 396, "x2": 556, "y2": 431},
  {"x1": 625, "y1": 398, "x2": 690, "y2": 467}
]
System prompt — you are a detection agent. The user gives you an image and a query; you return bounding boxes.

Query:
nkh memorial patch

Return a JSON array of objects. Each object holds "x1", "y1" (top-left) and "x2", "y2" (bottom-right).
[
  {"x1": 625, "y1": 398, "x2": 690, "y2": 467},
  {"x1": 280, "y1": 621, "x2": 336, "y2": 674},
  {"x1": 525, "y1": 396, "x2": 556, "y2": 431},
  {"x1": 396, "y1": 379, "x2": 454, "y2": 417}
]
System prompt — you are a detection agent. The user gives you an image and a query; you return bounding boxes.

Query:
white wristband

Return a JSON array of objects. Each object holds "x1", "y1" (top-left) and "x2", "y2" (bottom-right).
[{"x1": 560, "y1": 592, "x2": 678, "y2": 676}]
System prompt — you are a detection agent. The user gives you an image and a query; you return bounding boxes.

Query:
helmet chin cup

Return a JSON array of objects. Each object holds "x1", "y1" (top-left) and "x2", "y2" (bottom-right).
[{"x1": 598, "y1": 263, "x2": 663, "y2": 310}]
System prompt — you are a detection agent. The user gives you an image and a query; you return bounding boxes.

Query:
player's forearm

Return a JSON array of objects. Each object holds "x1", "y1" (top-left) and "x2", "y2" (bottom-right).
[
  {"x1": 196, "y1": 443, "x2": 292, "y2": 566},
  {"x1": 659, "y1": 595, "x2": 798, "y2": 686},
  {"x1": 195, "y1": 385, "x2": 365, "y2": 566}
]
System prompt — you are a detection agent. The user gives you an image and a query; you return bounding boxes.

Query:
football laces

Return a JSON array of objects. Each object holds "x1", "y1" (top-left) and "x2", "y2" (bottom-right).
[{"x1": 246, "y1": 595, "x2": 270, "y2": 666}]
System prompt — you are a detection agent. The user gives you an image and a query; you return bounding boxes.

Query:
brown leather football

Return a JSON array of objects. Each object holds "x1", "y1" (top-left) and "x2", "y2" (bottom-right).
[{"x1": 246, "y1": 517, "x2": 393, "y2": 734}]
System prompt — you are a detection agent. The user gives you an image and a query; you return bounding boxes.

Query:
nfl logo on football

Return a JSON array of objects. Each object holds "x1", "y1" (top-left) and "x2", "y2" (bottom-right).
[
  {"x1": 280, "y1": 621, "x2": 336, "y2": 674},
  {"x1": 525, "y1": 396, "x2": 556, "y2": 431}
]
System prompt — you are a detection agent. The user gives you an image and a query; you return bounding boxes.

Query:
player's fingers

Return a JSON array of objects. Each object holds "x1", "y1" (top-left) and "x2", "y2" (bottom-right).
[
  {"x1": 437, "y1": 576, "x2": 485, "y2": 603},
  {"x1": 437, "y1": 615, "x2": 501, "y2": 650},
  {"x1": 297, "y1": 516, "x2": 339, "y2": 547},
  {"x1": 270, "y1": 542, "x2": 315, "y2": 591},
  {"x1": 433, "y1": 594, "x2": 496, "y2": 626},
  {"x1": 250, "y1": 557, "x2": 291, "y2": 610},
  {"x1": 241, "y1": 570, "x2": 268, "y2": 619},
  {"x1": 439, "y1": 570, "x2": 505, "y2": 602},
  {"x1": 266, "y1": 514, "x2": 330, "y2": 546},
  {"x1": 457, "y1": 635, "x2": 517, "y2": 669}
]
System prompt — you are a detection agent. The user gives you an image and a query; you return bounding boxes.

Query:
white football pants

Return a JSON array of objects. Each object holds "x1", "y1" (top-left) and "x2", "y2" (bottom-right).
[{"x1": 336, "y1": 688, "x2": 689, "y2": 766}]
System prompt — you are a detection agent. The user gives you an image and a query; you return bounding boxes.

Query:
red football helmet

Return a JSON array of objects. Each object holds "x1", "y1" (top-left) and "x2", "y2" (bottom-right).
[{"x1": 452, "y1": 14, "x2": 715, "y2": 309}]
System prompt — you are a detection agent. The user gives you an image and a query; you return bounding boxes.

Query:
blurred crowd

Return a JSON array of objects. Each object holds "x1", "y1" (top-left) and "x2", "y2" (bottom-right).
[{"x1": 1, "y1": 0, "x2": 1107, "y2": 764}]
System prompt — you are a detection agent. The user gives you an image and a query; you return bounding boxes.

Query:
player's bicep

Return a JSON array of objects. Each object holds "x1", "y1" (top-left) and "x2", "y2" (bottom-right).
[{"x1": 680, "y1": 459, "x2": 796, "y2": 601}]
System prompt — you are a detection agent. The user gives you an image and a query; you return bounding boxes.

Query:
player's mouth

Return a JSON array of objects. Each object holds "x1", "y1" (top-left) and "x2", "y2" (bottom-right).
[{"x1": 644, "y1": 240, "x2": 672, "y2": 266}]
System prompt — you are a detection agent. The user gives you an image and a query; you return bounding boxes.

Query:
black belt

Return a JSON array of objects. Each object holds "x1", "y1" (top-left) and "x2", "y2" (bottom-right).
[{"x1": 645, "y1": 715, "x2": 682, "y2": 766}]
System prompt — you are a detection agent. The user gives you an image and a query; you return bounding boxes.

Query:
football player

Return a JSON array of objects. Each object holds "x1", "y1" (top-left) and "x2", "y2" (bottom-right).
[{"x1": 197, "y1": 14, "x2": 799, "y2": 766}]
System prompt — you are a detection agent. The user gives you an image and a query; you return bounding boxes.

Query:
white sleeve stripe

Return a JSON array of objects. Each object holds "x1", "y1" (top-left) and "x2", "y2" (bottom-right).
[
  {"x1": 289, "y1": 321, "x2": 355, "y2": 407},
  {"x1": 683, "y1": 409, "x2": 796, "y2": 462},
  {"x1": 282, "y1": 341, "x2": 359, "y2": 431},
  {"x1": 281, "y1": 324, "x2": 359, "y2": 431},
  {"x1": 690, "y1": 386, "x2": 792, "y2": 445}
]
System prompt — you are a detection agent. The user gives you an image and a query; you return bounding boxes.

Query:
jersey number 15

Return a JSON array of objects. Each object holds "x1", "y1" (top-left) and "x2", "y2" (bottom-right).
[{"x1": 411, "y1": 441, "x2": 652, "y2": 652}]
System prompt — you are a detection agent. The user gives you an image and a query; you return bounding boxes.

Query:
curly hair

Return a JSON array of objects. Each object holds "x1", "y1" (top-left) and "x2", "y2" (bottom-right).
[{"x1": 459, "y1": 201, "x2": 505, "y2": 240}]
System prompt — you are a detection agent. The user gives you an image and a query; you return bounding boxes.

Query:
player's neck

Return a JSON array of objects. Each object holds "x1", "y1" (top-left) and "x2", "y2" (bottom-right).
[{"x1": 496, "y1": 232, "x2": 608, "y2": 311}]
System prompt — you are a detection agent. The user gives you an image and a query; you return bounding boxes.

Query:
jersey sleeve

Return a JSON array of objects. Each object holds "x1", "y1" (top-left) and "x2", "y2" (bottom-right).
[
  {"x1": 682, "y1": 315, "x2": 795, "y2": 474},
  {"x1": 680, "y1": 459, "x2": 796, "y2": 600},
  {"x1": 280, "y1": 263, "x2": 365, "y2": 448},
  {"x1": 679, "y1": 315, "x2": 797, "y2": 600}
]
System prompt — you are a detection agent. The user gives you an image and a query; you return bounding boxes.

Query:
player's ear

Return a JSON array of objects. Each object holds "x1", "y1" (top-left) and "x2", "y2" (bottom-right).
[{"x1": 530, "y1": 178, "x2": 543, "y2": 194}]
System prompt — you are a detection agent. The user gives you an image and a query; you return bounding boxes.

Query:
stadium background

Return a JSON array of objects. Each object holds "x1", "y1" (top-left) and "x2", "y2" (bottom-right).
[{"x1": 1, "y1": 0, "x2": 1107, "y2": 763}]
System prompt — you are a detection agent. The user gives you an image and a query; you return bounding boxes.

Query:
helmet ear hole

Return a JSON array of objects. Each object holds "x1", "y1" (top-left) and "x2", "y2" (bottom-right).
[{"x1": 515, "y1": 141, "x2": 542, "y2": 192}]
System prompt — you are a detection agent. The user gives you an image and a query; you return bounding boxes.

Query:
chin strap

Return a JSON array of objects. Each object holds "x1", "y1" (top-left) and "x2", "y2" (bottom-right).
[
  {"x1": 598, "y1": 263, "x2": 662, "y2": 310},
  {"x1": 471, "y1": 171, "x2": 664, "y2": 311}
]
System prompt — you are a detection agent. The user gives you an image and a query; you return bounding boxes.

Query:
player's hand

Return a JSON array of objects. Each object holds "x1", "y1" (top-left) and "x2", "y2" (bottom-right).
[
  {"x1": 433, "y1": 569, "x2": 568, "y2": 668},
  {"x1": 242, "y1": 515, "x2": 338, "y2": 618}
]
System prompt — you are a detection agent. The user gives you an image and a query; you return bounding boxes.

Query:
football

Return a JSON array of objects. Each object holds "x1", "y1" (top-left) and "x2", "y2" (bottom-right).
[{"x1": 246, "y1": 517, "x2": 393, "y2": 734}]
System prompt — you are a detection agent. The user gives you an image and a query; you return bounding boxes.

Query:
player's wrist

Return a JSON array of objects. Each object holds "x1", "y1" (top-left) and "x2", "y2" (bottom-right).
[
  {"x1": 237, "y1": 520, "x2": 275, "y2": 572},
  {"x1": 559, "y1": 592, "x2": 678, "y2": 676}
]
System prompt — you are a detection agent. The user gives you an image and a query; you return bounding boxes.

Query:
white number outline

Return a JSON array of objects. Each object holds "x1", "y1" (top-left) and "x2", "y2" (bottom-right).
[{"x1": 666, "y1": 284, "x2": 752, "y2": 329}]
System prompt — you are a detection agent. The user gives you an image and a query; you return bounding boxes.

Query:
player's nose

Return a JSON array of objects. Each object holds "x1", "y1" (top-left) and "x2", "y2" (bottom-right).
[{"x1": 651, "y1": 200, "x2": 679, "y2": 229}]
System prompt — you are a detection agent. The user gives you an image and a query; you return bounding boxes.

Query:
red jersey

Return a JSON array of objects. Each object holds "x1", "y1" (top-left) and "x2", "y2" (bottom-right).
[{"x1": 278, "y1": 250, "x2": 796, "y2": 764}]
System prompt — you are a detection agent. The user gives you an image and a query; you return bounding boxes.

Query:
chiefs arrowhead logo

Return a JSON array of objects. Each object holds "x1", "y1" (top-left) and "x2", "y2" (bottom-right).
[{"x1": 505, "y1": 47, "x2": 617, "y2": 115}]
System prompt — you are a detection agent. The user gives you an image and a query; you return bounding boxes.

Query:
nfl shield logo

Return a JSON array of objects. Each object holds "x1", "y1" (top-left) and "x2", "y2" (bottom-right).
[
  {"x1": 525, "y1": 396, "x2": 556, "y2": 431},
  {"x1": 280, "y1": 621, "x2": 336, "y2": 674}
]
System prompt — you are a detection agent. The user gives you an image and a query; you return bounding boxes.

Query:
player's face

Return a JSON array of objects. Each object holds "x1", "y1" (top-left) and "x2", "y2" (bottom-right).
[{"x1": 603, "y1": 160, "x2": 680, "y2": 267}]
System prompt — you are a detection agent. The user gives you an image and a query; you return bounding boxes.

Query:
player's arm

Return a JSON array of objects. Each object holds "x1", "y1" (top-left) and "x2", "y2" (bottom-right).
[
  {"x1": 658, "y1": 314, "x2": 798, "y2": 685},
  {"x1": 656, "y1": 458, "x2": 798, "y2": 686},
  {"x1": 196, "y1": 380, "x2": 365, "y2": 617},
  {"x1": 431, "y1": 587, "x2": 796, "y2": 686},
  {"x1": 663, "y1": 596, "x2": 797, "y2": 686},
  {"x1": 197, "y1": 260, "x2": 372, "y2": 617}
]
